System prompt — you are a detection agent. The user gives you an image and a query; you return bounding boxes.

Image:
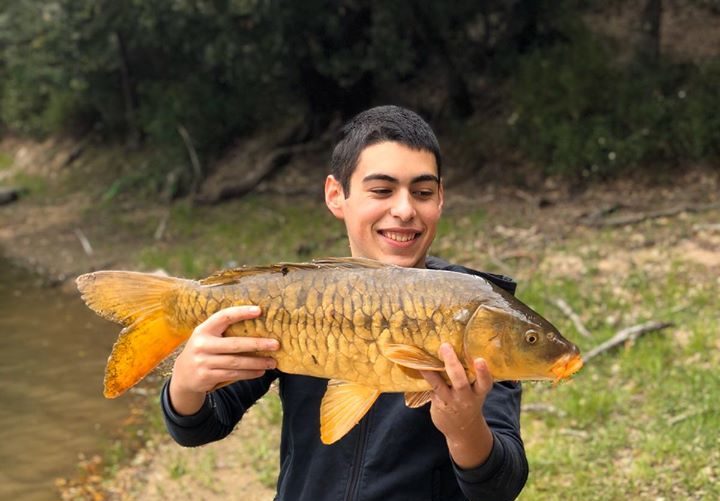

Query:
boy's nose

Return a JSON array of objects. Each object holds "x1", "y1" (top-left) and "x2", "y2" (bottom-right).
[{"x1": 390, "y1": 194, "x2": 416, "y2": 221}]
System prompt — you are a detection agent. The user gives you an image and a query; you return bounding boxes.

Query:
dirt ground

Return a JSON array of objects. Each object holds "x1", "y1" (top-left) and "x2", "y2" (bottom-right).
[{"x1": 1, "y1": 138, "x2": 719, "y2": 500}]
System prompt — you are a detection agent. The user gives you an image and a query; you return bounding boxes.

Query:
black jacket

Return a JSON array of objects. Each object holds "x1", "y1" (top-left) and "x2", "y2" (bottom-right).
[{"x1": 161, "y1": 258, "x2": 528, "y2": 500}]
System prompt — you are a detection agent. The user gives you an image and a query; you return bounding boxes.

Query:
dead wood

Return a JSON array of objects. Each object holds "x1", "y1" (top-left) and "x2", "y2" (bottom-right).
[
  {"x1": 583, "y1": 320, "x2": 674, "y2": 362},
  {"x1": 0, "y1": 186, "x2": 23, "y2": 205},
  {"x1": 73, "y1": 229, "x2": 94, "y2": 257},
  {"x1": 552, "y1": 297, "x2": 592, "y2": 338},
  {"x1": 522, "y1": 403, "x2": 566, "y2": 416},
  {"x1": 154, "y1": 211, "x2": 170, "y2": 241},
  {"x1": 177, "y1": 124, "x2": 203, "y2": 196},
  {"x1": 194, "y1": 137, "x2": 329, "y2": 205},
  {"x1": 580, "y1": 202, "x2": 720, "y2": 227}
]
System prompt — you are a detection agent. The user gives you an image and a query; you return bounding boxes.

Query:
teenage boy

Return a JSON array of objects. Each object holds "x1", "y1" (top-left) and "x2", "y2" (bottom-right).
[{"x1": 162, "y1": 105, "x2": 528, "y2": 500}]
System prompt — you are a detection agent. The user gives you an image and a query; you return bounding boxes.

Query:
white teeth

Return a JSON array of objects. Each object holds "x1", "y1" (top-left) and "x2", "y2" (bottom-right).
[{"x1": 383, "y1": 231, "x2": 417, "y2": 242}]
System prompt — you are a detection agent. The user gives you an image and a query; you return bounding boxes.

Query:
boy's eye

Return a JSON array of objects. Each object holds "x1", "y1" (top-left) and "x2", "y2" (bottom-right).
[
  {"x1": 414, "y1": 190, "x2": 434, "y2": 198},
  {"x1": 370, "y1": 188, "x2": 392, "y2": 196}
]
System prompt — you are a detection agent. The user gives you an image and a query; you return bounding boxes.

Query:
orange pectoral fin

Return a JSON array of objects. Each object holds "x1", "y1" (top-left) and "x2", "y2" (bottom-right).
[
  {"x1": 381, "y1": 343, "x2": 445, "y2": 371},
  {"x1": 320, "y1": 380, "x2": 380, "y2": 444}
]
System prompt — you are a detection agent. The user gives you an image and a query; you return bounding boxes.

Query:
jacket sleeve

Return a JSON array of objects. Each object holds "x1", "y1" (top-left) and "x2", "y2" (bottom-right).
[
  {"x1": 161, "y1": 370, "x2": 278, "y2": 447},
  {"x1": 452, "y1": 381, "x2": 528, "y2": 501}
]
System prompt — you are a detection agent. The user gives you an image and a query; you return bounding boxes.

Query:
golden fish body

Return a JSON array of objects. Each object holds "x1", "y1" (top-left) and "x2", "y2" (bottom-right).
[
  {"x1": 77, "y1": 258, "x2": 582, "y2": 443},
  {"x1": 180, "y1": 266, "x2": 479, "y2": 391}
]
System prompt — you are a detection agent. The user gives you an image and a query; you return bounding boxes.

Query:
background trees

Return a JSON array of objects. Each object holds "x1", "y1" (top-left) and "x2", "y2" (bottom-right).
[{"x1": 1, "y1": 0, "x2": 718, "y2": 186}]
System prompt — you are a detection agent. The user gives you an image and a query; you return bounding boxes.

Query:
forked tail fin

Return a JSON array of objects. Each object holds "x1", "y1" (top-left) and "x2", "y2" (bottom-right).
[{"x1": 76, "y1": 271, "x2": 192, "y2": 398}]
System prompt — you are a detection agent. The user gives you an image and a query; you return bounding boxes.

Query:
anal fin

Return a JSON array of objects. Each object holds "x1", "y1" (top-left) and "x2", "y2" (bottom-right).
[
  {"x1": 405, "y1": 390, "x2": 433, "y2": 408},
  {"x1": 320, "y1": 380, "x2": 380, "y2": 444}
]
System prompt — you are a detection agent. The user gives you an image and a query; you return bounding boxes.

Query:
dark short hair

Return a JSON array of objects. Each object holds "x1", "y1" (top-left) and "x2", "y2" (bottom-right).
[{"x1": 330, "y1": 105, "x2": 442, "y2": 196}]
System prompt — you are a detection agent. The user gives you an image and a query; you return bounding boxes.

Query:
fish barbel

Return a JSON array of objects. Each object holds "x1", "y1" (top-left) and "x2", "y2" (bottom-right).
[{"x1": 76, "y1": 257, "x2": 582, "y2": 444}]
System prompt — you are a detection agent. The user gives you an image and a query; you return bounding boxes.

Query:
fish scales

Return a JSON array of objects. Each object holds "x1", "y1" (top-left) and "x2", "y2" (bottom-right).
[
  {"x1": 253, "y1": 269, "x2": 420, "y2": 388},
  {"x1": 77, "y1": 258, "x2": 583, "y2": 443},
  {"x1": 190, "y1": 268, "x2": 476, "y2": 390}
]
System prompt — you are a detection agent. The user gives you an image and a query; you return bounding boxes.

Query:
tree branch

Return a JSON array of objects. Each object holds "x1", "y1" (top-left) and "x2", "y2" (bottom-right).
[{"x1": 583, "y1": 321, "x2": 673, "y2": 362}]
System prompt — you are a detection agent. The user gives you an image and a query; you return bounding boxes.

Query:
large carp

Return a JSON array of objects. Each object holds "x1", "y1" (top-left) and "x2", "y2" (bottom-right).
[{"x1": 76, "y1": 257, "x2": 582, "y2": 444}]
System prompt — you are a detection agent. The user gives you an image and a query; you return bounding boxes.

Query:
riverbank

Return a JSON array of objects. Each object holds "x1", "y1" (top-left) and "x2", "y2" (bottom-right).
[{"x1": 1, "y1": 136, "x2": 719, "y2": 500}]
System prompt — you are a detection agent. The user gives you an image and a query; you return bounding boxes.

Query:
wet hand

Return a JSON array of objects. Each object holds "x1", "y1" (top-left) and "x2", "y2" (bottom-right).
[
  {"x1": 419, "y1": 343, "x2": 494, "y2": 468},
  {"x1": 169, "y1": 306, "x2": 279, "y2": 415}
]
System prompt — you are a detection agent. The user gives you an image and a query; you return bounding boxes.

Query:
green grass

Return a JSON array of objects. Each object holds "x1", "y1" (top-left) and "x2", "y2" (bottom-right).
[
  {"x1": 132, "y1": 195, "x2": 719, "y2": 499},
  {"x1": 38, "y1": 155, "x2": 712, "y2": 500},
  {"x1": 143, "y1": 196, "x2": 713, "y2": 499},
  {"x1": 2, "y1": 172, "x2": 47, "y2": 198},
  {"x1": 516, "y1": 250, "x2": 719, "y2": 500},
  {"x1": 246, "y1": 391, "x2": 283, "y2": 488},
  {"x1": 0, "y1": 151, "x2": 12, "y2": 170},
  {"x1": 136, "y1": 197, "x2": 348, "y2": 277}
]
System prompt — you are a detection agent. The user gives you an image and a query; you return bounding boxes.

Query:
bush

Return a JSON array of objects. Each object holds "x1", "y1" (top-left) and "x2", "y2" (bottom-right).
[{"x1": 508, "y1": 31, "x2": 720, "y2": 177}]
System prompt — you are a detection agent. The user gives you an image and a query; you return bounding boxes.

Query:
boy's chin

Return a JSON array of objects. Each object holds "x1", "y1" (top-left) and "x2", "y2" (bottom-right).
[{"x1": 378, "y1": 253, "x2": 426, "y2": 268}]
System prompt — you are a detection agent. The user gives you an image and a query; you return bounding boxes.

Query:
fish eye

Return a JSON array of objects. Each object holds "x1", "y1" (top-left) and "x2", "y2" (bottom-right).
[{"x1": 525, "y1": 330, "x2": 539, "y2": 344}]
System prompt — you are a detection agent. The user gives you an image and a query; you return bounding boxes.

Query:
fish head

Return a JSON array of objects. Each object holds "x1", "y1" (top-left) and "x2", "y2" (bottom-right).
[{"x1": 464, "y1": 304, "x2": 583, "y2": 382}]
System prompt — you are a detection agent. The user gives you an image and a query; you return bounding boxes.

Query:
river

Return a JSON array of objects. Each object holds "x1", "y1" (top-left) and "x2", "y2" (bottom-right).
[{"x1": 0, "y1": 257, "x2": 129, "y2": 500}]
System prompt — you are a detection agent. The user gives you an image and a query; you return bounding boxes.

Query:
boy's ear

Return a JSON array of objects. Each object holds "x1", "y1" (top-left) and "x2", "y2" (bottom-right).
[
  {"x1": 438, "y1": 182, "x2": 445, "y2": 212},
  {"x1": 324, "y1": 175, "x2": 345, "y2": 220}
]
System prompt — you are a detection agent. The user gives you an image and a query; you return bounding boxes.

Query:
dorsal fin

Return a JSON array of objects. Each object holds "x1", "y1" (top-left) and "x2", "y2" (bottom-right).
[{"x1": 199, "y1": 257, "x2": 393, "y2": 287}]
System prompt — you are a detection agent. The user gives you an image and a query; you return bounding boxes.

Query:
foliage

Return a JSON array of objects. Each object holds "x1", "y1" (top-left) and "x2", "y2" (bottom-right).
[
  {"x1": 2, "y1": 0, "x2": 720, "y2": 183},
  {"x1": 507, "y1": 28, "x2": 720, "y2": 177}
]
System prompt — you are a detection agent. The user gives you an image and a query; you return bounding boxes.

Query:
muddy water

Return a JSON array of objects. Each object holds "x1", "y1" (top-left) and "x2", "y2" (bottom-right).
[{"x1": 0, "y1": 258, "x2": 129, "y2": 500}]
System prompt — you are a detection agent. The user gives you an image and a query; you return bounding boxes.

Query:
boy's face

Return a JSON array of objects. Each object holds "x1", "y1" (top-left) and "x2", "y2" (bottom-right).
[{"x1": 325, "y1": 141, "x2": 443, "y2": 268}]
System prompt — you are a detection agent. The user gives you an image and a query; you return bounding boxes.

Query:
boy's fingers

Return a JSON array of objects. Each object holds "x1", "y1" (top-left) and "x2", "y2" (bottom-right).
[
  {"x1": 206, "y1": 354, "x2": 277, "y2": 371},
  {"x1": 419, "y1": 370, "x2": 450, "y2": 403},
  {"x1": 209, "y1": 369, "x2": 267, "y2": 382},
  {"x1": 221, "y1": 336, "x2": 280, "y2": 354},
  {"x1": 439, "y1": 343, "x2": 470, "y2": 391},
  {"x1": 472, "y1": 358, "x2": 493, "y2": 395},
  {"x1": 197, "y1": 306, "x2": 262, "y2": 337}
]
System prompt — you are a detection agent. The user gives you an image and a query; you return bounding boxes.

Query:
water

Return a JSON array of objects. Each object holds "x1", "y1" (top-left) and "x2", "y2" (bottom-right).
[{"x1": 0, "y1": 257, "x2": 129, "y2": 500}]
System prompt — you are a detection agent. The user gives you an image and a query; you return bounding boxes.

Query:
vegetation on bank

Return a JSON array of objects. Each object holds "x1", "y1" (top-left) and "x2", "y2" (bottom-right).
[
  {"x1": 14, "y1": 151, "x2": 705, "y2": 499},
  {"x1": 112, "y1": 192, "x2": 720, "y2": 500},
  {"x1": 1, "y1": 131, "x2": 717, "y2": 498},
  {"x1": 2, "y1": 0, "x2": 720, "y2": 194}
]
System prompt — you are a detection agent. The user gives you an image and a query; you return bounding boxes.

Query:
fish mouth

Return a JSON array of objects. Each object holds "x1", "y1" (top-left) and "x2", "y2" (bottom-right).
[{"x1": 550, "y1": 353, "x2": 584, "y2": 381}]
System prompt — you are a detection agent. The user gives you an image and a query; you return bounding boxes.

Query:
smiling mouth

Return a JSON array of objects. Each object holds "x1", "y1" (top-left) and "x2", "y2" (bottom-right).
[{"x1": 379, "y1": 230, "x2": 421, "y2": 243}]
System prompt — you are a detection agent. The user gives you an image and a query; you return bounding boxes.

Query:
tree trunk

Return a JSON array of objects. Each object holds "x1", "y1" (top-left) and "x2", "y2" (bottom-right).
[
  {"x1": 114, "y1": 30, "x2": 143, "y2": 148},
  {"x1": 410, "y1": 4, "x2": 474, "y2": 118},
  {"x1": 639, "y1": 0, "x2": 663, "y2": 64}
]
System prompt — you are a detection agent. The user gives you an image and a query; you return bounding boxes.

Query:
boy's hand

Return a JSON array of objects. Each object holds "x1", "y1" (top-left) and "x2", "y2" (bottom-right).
[
  {"x1": 419, "y1": 343, "x2": 495, "y2": 469},
  {"x1": 169, "y1": 306, "x2": 279, "y2": 416}
]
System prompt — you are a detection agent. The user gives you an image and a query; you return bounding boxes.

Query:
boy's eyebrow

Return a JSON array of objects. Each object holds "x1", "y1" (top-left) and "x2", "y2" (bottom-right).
[{"x1": 362, "y1": 173, "x2": 440, "y2": 184}]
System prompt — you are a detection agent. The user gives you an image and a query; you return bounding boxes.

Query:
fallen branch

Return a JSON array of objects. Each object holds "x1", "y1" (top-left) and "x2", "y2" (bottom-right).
[
  {"x1": 0, "y1": 186, "x2": 23, "y2": 205},
  {"x1": 522, "y1": 403, "x2": 566, "y2": 417},
  {"x1": 194, "y1": 138, "x2": 328, "y2": 204},
  {"x1": 581, "y1": 202, "x2": 720, "y2": 227},
  {"x1": 177, "y1": 124, "x2": 203, "y2": 196},
  {"x1": 154, "y1": 211, "x2": 170, "y2": 241},
  {"x1": 668, "y1": 408, "x2": 707, "y2": 426},
  {"x1": 577, "y1": 203, "x2": 624, "y2": 224},
  {"x1": 552, "y1": 298, "x2": 592, "y2": 338},
  {"x1": 73, "y1": 229, "x2": 94, "y2": 257},
  {"x1": 583, "y1": 321, "x2": 674, "y2": 362}
]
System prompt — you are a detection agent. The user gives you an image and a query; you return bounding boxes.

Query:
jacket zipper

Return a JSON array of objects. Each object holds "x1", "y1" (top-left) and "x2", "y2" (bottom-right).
[{"x1": 344, "y1": 413, "x2": 371, "y2": 501}]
